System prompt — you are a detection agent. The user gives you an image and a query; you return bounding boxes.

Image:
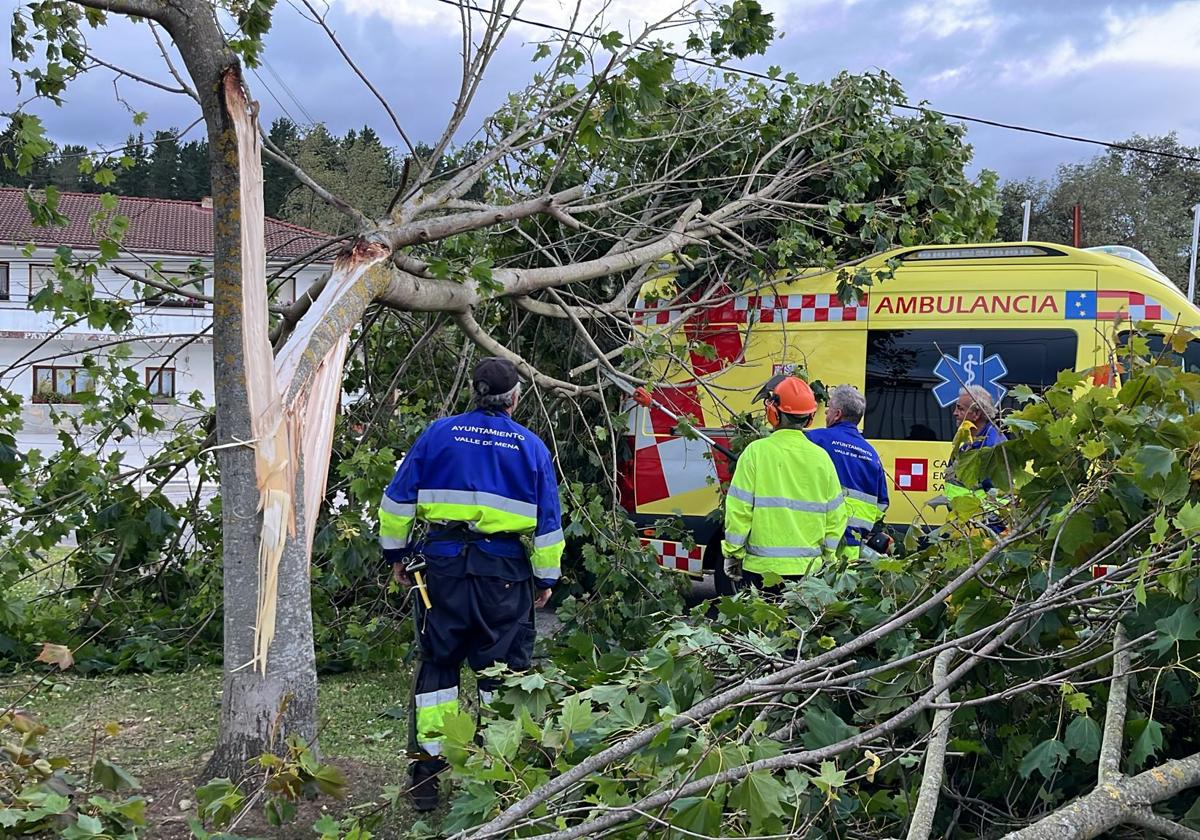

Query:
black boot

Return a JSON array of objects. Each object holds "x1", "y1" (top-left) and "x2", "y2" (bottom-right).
[{"x1": 409, "y1": 756, "x2": 447, "y2": 812}]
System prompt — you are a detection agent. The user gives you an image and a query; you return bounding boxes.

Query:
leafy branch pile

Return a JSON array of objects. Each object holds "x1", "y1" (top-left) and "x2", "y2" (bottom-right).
[
  {"x1": 0, "y1": 711, "x2": 146, "y2": 838},
  {"x1": 423, "y1": 338, "x2": 1200, "y2": 838}
]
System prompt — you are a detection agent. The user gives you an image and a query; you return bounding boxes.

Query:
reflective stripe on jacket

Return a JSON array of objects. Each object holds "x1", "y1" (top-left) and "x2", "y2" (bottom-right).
[
  {"x1": 721, "y1": 428, "x2": 848, "y2": 577},
  {"x1": 806, "y1": 421, "x2": 889, "y2": 557},
  {"x1": 378, "y1": 408, "x2": 564, "y2": 586}
]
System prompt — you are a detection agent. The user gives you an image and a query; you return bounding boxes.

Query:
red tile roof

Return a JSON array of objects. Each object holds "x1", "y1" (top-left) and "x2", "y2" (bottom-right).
[{"x1": 0, "y1": 187, "x2": 333, "y2": 262}]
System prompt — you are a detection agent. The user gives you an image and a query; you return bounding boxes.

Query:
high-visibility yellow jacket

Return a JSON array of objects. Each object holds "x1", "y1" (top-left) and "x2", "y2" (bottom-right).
[{"x1": 721, "y1": 429, "x2": 848, "y2": 576}]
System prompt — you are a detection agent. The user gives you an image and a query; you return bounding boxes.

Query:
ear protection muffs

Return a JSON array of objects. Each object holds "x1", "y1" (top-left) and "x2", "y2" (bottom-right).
[{"x1": 765, "y1": 396, "x2": 781, "y2": 428}]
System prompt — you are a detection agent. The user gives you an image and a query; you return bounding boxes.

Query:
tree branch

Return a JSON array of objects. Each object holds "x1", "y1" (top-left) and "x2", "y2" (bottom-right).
[
  {"x1": 381, "y1": 186, "x2": 584, "y2": 250},
  {"x1": 296, "y1": 0, "x2": 416, "y2": 156},
  {"x1": 1125, "y1": 810, "x2": 1200, "y2": 840},
  {"x1": 906, "y1": 649, "x2": 957, "y2": 840},
  {"x1": 71, "y1": 0, "x2": 171, "y2": 23},
  {"x1": 462, "y1": 526, "x2": 1033, "y2": 838},
  {"x1": 260, "y1": 133, "x2": 370, "y2": 229},
  {"x1": 86, "y1": 53, "x2": 195, "y2": 96},
  {"x1": 1000, "y1": 752, "x2": 1200, "y2": 840},
  {"x1": 452, "y1": 311, "x2": 598, "y2": 398},
  {"x1": 1099, "y1": 623, "x2": 1131, "y2": 784},
  {"x1": 150, "y1": 21, "x2": 198, "y2": 101}
]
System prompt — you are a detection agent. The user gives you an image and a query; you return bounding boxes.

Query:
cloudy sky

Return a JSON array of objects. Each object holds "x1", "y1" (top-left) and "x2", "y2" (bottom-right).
[{"x1": 4, "y1": 0, "x2": 1198, "y2": 182}]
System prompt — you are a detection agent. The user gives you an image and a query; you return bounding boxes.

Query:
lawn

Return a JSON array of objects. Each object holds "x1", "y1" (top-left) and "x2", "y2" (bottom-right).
[{"x1": 3, "y1": 666, "x2": 439, "y2": 838}]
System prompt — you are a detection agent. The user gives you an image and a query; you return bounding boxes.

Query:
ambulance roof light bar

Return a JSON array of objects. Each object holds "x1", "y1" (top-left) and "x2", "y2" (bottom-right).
[{"x1": 903, "y1": 245, "x2": 1064, "y2": 261}]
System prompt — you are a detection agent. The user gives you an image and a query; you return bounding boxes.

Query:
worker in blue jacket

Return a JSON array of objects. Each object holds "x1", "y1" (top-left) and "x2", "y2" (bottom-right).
[
  {"x1": 806, "y1": 385, "x2": 890, "y2": 559},
  {"x1": 378, "y1": 357, "x2": 564, "y2": 811}
]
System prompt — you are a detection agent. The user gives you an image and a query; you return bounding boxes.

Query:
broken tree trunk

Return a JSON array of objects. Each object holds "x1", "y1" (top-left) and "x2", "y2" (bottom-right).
[{"x1": 203, "y1": 70, "x2": 320, "y2": 779}]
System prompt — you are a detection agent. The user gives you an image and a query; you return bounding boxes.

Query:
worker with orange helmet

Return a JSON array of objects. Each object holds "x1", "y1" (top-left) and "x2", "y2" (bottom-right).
[{"x1": 721, "y1": 375, "x2": 848, "y2": 589}]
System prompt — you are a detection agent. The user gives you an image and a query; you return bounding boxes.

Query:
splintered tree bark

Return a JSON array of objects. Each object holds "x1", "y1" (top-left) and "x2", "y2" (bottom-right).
[{"x1": 201, "y1": 71, "x2": 319, "y2": 779}]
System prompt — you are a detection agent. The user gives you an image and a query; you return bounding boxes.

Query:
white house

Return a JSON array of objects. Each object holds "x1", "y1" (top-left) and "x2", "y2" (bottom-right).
[{"x1": 0, "y1": 187, "x2": 332, "y2": 495}]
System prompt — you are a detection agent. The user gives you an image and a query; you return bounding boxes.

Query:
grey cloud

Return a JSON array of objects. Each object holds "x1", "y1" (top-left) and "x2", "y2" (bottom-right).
[{"x1": 2, "y1": 0, "x2": 1195, "y2": 185}]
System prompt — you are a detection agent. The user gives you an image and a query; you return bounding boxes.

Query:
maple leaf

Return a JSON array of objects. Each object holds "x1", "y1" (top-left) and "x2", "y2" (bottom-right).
[{"x1": 35, "y1": 643, "x2": 74, "y2": 670}]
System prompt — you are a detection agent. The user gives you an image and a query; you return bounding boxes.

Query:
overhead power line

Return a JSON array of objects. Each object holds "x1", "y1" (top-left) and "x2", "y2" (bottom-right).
[
  {"x1": 431, "y1": 0, "x2": 1200, "y2": 165},
  {"x1": 263, "y1": 58, "x2": 318, "y2": 126}
]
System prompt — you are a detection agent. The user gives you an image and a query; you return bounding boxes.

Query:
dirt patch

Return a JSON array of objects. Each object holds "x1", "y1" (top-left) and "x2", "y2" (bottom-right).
[{"x1": 135, "y1": 758, "x2": 403, "y2": 839}]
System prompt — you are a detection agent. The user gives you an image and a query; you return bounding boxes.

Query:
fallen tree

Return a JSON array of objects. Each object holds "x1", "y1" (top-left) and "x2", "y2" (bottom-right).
[
  {"x1": 425, "y1": 350, "x2": 1200, "y2": 838},
  {"x1": 5, "y1": 0, "x2": 997, "y2": 780}
]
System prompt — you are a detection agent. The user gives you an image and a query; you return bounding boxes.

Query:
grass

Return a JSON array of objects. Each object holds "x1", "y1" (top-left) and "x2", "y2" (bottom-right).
[
  {"x1": 8, "y1": 545, "x2": 75, "y2": 602},
  {"x1": 6, "y1": 666, "x2": 414, "y2": 780},
  {"x1": 4, "y1": 667, "x2": 436, "y2": 837}
]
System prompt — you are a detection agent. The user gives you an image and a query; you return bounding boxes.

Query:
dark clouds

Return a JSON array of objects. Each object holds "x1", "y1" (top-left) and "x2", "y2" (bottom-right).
[{"x1": 4, "y1": 0, "x2": 1196, "y2": 181}]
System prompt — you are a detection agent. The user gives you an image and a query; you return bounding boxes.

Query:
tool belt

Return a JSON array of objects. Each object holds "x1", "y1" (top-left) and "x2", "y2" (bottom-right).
[
  {"x1": 428, "y1": 524, "x2": 491, "y2": 542},
  {"x1": 421, "y1": 525, "x2": 530, "y2": 582}
]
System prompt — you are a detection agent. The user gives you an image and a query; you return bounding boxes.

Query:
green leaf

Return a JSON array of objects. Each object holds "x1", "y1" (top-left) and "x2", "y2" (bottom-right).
[
  {"x1": 92, "y1": 756, "x2": 141, "y2": 791},
  {"x1": 1134, "y1": 445, "x2": 1176, "y2": 480},
  {"x1": 1081, "y1": 439, "x2": 1106, "y2": 459},
  {"x1": 1059, "y1": 682, "x2": 1092, "y2": 714},
  {"x1": 1174, "y1": 501, "x2": 1200, "y2": 534},
  {"x1": 266, "y1": 797, "x2": 297, "y2": 826},
  {"x1": 1150, "y1": 513, "x2": 1170, "y2": 545},
  {"x1": 1127, "y1": 719, "x2": 1164, "y2": 769},
  {"x1": 483, "y1": 717, "x2": 522, "y2": 761},
  {"x1": 516, "y1": 672, "x2": 547, "y2": 691},
  {"x1": 802, "y1": 706, "x2": 858, "y2": 749},
  {"x1": 1133, "y1": 556, "x2": 1150, "y2": 606},
  {"x1": 731, "y1": 770, "x2": 787, "y2": 827},
  {"x1": 62, "y1": 814, "x2": 103, "y2": 838},
  {"x1": 560, "y1": 694, "x2": 594, "y2": 737},
  {"x1": 438, "y1": 710, "x2": 476, "y2": 746},
  {"x1": 1065, "y1": 716, "x2": 1101, "y2": 764},
  {"x1": 312, "y1": 814, "x2": 341, "y2": 835},
  {"x1": 669, "y1": 796, "x2": 722, "y2": 837},
  {"x1": 811, "y1": 760, "x2": 847, "y2": 801},
  {"x1": 1018, "y1": 738, "x2": 1069, "y2": 780},
  {"x1": 1151, "y1": 604, "x2": 1200, "y2": 654}
]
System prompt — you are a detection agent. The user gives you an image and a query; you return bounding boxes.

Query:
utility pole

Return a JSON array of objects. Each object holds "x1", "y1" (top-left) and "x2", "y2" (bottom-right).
[
  {"x1": 1021, "y1": 200, "x2": 1031, "y2": 241},
  {"x1": 1188, "y1": 203, "x2": 1200, "y2": 305},
  {"x1": 1072, "y1": 204, "x2": 1082, "y2": 248}
]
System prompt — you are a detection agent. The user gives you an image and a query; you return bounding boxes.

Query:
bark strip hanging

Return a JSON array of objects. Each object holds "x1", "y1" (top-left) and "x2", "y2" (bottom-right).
[{"x1": 226, "y1": 73, "x2": 294, "y2": 675}]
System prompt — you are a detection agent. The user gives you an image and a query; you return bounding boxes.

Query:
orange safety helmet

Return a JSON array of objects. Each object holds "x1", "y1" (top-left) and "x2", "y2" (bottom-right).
[{"x1": 761, "y1": 375, "x2": 818, "y2": 427}]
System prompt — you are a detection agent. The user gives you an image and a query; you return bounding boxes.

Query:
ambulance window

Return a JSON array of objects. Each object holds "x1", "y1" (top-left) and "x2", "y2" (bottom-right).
[
  {"x1": 1117, "y1": 332, "x2": 1200, "y2": 373},
  {"x1": 864, "y1": 328, "x2": 1079, "y2": 441}
]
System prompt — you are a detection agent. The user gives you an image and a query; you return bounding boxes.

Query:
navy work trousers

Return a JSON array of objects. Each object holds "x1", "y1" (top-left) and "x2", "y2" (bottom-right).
[{"x1": 409, "y1": 544, "x2": 535, "y2": 757}]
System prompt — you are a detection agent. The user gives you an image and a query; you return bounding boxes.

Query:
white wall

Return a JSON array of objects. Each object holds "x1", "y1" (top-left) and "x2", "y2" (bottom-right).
[{"x1": 0, "y1": 245, "x2": 328, "y2": 481}]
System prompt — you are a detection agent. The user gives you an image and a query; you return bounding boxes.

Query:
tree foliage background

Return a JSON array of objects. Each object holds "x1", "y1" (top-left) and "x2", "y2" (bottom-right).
[{"x1": 996, "y1": 133, "x2": 1200, "y2": 285}]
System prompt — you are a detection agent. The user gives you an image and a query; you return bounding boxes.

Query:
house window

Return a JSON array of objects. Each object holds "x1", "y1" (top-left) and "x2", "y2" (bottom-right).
[
  {"x1": 0, "y1": 263, "x2": 9, "y2": 300},
  {"x1": 146, "y1": 367, "x2": 176, "y2": 401},
  {"x1": 29, "y1": 264, "x2": 56, "y2": 298},
  {"x1": 271, "y1": 275, "x2": 296, "y2": 306},
  {"x1": 32, "y1": 365, "x2": 94, "y2": 403},
  {"x1": 144, "y1": 268, "x2": 206, "y2": 308}
]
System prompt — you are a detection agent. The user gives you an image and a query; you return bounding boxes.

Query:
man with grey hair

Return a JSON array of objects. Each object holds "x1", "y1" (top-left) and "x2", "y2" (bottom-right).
[
  {"x1": 378, "y1": 357, "x2": 564, "y2": 810},
  {"x1": 806, "y1": 384, "x2": 890, "y2": 559},
  {"x1": 940, "y1": 384, "x2": 1006, "y2": 505}
]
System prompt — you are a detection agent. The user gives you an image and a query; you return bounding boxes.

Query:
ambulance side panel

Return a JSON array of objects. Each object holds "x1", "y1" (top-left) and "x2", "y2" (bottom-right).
[
  {"x1": 864, "y1": 266, "x2": 1099, "y2": 523},
  {"x1": 629, "y1": 287, "x2": 868, "y2": 554}
]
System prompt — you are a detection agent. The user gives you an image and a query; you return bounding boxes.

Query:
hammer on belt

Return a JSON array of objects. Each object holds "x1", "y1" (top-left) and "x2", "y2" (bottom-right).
[{"x1": 404, "y1": 556, "x2": 433, "y2": 610}]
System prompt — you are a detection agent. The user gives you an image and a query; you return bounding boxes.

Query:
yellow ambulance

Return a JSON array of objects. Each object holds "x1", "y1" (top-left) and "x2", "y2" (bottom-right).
[{"x1": 619, "y1": 242, "x2": 1200, "y2": 587}]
